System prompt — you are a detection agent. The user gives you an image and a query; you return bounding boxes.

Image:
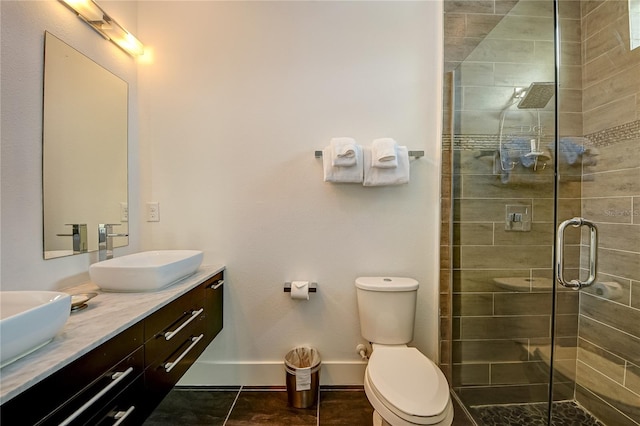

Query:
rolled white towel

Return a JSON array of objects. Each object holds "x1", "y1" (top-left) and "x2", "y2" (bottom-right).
[
  {"x1": 323, "y1": 146, "x2": 363, "y2": 183},
  {"x1": 331, "y1": 137, "x2": 358, "y2": 167},
  {"x1": 363, "y1": 146, "x2": 410, "y2": 186},
  {"x1": 371, "y1": 138, "x2": 398, "y2": 168}
]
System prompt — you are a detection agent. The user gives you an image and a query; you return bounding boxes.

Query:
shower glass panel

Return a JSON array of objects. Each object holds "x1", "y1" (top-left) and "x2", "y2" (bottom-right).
[{"x1": 441, "y1": 0, "x2": 640, "y2": 425}]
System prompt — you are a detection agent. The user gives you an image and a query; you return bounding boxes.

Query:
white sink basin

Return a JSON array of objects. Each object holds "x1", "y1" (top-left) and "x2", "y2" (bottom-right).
[
  {"x1": 0, "y1": 291, "x2": 71, "y2": 367},
  {"x1": 89, "y1": 250, "x2": 204, "y2": 292}
]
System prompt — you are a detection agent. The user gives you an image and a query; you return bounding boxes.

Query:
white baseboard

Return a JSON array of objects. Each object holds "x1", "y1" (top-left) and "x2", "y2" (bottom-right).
[{"x1": 178, "y1": 360, "x2": 367, "y2": 387}]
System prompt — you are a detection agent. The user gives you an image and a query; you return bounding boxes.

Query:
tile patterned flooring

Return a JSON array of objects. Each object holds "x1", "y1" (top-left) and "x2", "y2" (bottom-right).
[
  {"x1": 144, "y1": 386, "x2": 475, "y2": 426},
  {"x1": 469, "y1": 401, "x2": 605, "y2": 426}
]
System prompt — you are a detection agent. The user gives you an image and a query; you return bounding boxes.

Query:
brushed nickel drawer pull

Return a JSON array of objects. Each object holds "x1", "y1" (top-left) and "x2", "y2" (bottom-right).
[
  {"x1": 163, "y1": 308, "x2": 204, "y2": 341},
  {"x1": 163, "y1": 334, "x2": 204, "y2": 373},
  {"x1": 112, "y1": 406, "x2": 135, "y2": 426},
  {"x1": 59, "y1": 367, "x2": 134, "y2": 426},
  {"x1": 210, "y1": 279, "x2": 224, "y2": 290}
]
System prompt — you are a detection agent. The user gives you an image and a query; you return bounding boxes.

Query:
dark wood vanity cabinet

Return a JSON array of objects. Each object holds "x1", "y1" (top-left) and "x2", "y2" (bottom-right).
[
  {"x1": 0, "y1": 271, "x2": 224, "y2": 426},
  {"x1": 143, "y1": 271, "x2": 224, "y2": 411},
  {"x1": 0, "y1": 323, "x2": 146, "y2": 426}
]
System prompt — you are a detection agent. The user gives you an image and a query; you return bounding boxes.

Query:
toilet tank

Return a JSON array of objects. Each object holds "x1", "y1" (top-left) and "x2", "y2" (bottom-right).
[{"x1": 355, "y1": 277, "x2": 419, "y2": 344}]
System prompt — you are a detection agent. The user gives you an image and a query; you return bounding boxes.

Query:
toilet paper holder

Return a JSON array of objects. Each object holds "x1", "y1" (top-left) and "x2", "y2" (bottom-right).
[{"x1": 284, "y1": 282, "x2": 317, "y2": 293}]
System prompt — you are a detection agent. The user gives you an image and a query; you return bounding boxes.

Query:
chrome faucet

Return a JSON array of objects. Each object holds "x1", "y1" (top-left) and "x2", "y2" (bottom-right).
[
  {"x1": 56, "y1": 224, "x2": 88, "y2": 253},
  {"x1": 98, "y1": 224, "x2": 128, "y2": 261}
]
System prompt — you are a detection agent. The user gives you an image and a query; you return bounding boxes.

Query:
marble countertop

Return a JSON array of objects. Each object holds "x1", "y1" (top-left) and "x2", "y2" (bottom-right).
[{"x1": 0, "y1": 264, "x2": 225, "y2": 405}]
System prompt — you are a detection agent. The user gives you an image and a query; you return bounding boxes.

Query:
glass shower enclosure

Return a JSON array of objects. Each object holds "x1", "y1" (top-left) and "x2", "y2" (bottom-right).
[{"x1": 440, "y1": 0, "x2": 640, "y2": 424}]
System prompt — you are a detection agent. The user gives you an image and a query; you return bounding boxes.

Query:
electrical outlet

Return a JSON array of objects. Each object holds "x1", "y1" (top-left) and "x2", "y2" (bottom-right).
[
  {"x1": 120, "y1": 202, "x2": 128, "y2": 222},
  {"x1": 146, "y1": 202, "x2": 160, "y2": 222}
]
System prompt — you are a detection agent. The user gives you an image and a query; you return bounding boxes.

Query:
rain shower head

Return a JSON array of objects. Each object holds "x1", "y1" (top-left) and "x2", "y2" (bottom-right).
[{"x1": 517, "y1": 82, "x2": 555, "y2": 109}]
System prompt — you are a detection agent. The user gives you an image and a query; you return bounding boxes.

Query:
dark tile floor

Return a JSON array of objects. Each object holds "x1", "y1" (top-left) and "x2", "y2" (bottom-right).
[
  {"x1": 144, "y1": 386, "x2": 475, "y2": 426},
  {"x1": 469, "y1": 401, "x2": 605, "y2": 426}
]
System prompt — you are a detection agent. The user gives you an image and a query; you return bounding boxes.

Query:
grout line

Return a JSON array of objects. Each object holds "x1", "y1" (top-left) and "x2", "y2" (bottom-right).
[{"x1": 222, "y1": 385, "x2": 243, "y2": 426}]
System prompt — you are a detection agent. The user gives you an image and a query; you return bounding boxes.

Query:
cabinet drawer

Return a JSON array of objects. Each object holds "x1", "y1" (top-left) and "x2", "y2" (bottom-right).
[
  {"x1": 201, "y1": 273, "x2": 224, "y2": 343},
  {"x1": 1, "y1": 322, "x2": 144, "y2": 426},
  {"x1": 86, "y1": 376, "x2": 147, "y2": 426},
  {"x1": 145, "y1": 317, "x2": 208, "y2": 402},
  {"x1": 39, "y1": 346, "x2": 144, "y2": 426},
  {"x1": 145, "y1": 300, "x2": 205, "y2": 365},
  {"x1": 144, "y1": 289, "x2": 197, "y2": 341}
]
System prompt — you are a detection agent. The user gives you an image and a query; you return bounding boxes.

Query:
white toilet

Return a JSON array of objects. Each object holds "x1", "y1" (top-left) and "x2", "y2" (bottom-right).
[{"x1": 355, "y1": 277, "x2": 454, "y2": 426}]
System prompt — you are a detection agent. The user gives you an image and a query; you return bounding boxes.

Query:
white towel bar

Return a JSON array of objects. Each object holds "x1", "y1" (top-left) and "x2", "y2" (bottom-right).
[{"x1": 315, "y1": 150, "x2": 424, "y2": 159}]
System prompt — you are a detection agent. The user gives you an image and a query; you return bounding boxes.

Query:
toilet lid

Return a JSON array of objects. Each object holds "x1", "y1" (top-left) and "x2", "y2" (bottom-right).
[{"x1": 367, "y1": 346, "x2": 450, "y2": 419}]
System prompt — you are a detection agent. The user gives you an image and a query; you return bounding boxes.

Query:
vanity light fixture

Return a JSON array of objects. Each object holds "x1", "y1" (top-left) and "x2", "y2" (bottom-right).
[{"x1": 60, "y1": 0, "x2": 145, "y2": 57}]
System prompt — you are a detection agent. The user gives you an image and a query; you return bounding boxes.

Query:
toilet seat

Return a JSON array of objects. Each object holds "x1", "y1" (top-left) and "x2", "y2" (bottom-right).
[{"x1": 365, "y1": 346, "x2": 452, "y2": 425}]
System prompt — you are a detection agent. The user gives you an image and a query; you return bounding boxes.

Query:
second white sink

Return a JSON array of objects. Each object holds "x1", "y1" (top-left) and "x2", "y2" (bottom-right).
[
  {"x1": 89, "y1": 250, "x2": 204, "y2": 292},
  {"x1": 0, "y1": 291, "x2": 71, "y2": 368}
]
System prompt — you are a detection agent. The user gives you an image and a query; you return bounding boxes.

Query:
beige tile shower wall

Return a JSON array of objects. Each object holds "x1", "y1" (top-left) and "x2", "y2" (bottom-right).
[
  {"x1": 577, "y1": 134, "x2": 640, "y2": 425},
  {"x1": 582, "y1": 0, "x2": 640, "y2": 135},
  {"x1": 443, "y1": 0, "x2": 584, "y2": 406},
  {"x1": 456, "y1": 0, "x2": 582, "y2": 137},
  {"x1": 576, "y1": 0, "x2": 640, "y2": 423},
  {"x1": 443, "y1": 0, "x2": 519, "y2": 72},
  {"x1": 451, "y1": 146, "x2": 581, "y2": 405}
]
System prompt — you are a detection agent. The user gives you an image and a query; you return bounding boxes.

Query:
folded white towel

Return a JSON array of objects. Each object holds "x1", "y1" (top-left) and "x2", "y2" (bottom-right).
[
  {"x1": 323, "y1": 146, "x2": 363, "y2": 183},
  {"x1": 371, "y1": 138, "x2": 398, "y2": 168},
  {"x1": 363, "y1": 146, "x2": 410, "y2": 186},
  {"x1": 331, "y1": 137, "x2": 358, "y2": 167}
]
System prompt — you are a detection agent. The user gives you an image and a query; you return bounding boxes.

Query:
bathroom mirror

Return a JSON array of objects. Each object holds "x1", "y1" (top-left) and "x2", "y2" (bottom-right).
[
  {"x1": 631, "y1": 0, "x2": 640, "y2": 50},
  {"x1": 42, "y1": 32, "x2": 128, "y2": 259}
]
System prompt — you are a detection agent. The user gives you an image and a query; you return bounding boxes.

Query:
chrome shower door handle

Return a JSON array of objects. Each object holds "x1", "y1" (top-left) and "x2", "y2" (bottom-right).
[{"x1": 556, "y1": 217, "x2": 598, "y2": 289}]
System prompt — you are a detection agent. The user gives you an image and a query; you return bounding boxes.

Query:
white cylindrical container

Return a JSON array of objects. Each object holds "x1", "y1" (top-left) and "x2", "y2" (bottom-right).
[{"x1": 355, "y1": 277, "x2": 419, "y2": 345}]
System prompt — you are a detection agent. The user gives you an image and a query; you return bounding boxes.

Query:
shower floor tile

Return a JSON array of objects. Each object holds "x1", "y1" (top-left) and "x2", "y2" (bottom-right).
[{"x1": 469, "y1": 400, "x2": 605, "y2": 426}]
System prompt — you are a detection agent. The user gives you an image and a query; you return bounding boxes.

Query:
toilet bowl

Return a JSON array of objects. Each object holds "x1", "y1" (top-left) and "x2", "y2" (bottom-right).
[
  {"x1": 355, "y1": 277, "x2": 453, "y2": 426},
  {"x1": 364, "y1": 345, "x2": 453, "y2": 426}
]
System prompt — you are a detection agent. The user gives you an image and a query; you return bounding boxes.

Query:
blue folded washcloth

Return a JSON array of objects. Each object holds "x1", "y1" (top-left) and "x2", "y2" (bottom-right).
[
  {"x1": 558, "y1": 137, "x2": 586, "y2": 165},
  {"x1": 500, "y1": 137, "x2": 537, "y2": 170}
]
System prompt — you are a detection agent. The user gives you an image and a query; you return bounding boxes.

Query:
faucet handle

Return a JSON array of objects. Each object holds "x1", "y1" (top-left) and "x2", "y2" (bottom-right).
[
  {"x1": 56, "y1": 224, "x2": 88, "y2": 252},
  {"x1": 99, "y1": 223, "x2": 121, "y2": 229},
  {"x1": 98, "y1": 223, "x2": 127, "y2": 261},
  {"x1": 98, "y1": 223, "x2": 127, "y2": 238}
]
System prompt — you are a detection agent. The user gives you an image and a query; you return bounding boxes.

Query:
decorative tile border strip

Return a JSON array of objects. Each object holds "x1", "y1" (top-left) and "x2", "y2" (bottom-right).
[
  {"x1": 441, "y1": 134, "x2": 554, "y2": 151},
  {"x1": 442, "y1": 119, "x2": 639, "y2": 150},
  {"x1": 584, "y1": 120, "x2": 640, "y2": 148}
]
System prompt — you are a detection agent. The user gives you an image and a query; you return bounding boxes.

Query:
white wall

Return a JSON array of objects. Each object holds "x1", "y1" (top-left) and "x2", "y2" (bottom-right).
[
  {"x1": 137, "y1": 1, "x2": 443, "y2": 385},
  {"x1": 0, "y1": 1, "x2": 140, "y2": 290}
]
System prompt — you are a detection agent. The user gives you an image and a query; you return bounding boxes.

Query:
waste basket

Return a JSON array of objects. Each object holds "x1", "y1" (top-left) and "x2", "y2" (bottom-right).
[{"x1": 284, "y1": 346, "x2": 321, "y2": 408}]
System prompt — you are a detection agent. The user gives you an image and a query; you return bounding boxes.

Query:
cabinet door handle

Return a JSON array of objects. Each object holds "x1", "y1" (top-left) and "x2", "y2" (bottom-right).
[
  {"x1": 210, "y1": 279, "x2": 224, "y2": 290},
  {"x1": 163, "y1": 308, "x2": 204, "y2": 341},
  {"x1": 111, "y1": 406, "x2": 135, "y2": 426},
  {"x1": 163, "y1": 334, "x2": 204, "y2": 373},
  {"x1": 59, "y1": 367, "x2": 134, "y2": 426}
]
